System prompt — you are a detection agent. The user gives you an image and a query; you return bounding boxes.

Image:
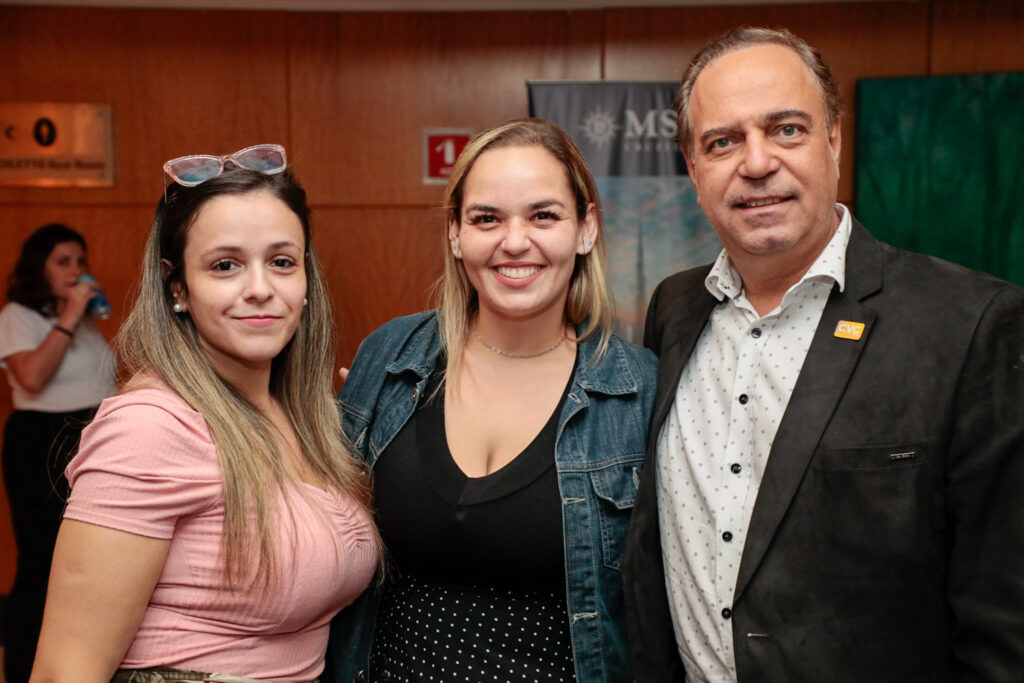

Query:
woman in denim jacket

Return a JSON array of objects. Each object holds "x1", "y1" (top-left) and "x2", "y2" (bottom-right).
[{"x1": 326, "y1": 119, "x2": 657, "y2": 683}]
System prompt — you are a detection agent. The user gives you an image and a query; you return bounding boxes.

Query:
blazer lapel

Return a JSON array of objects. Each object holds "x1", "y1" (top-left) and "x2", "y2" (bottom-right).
[
  {"x1": 734, "y1": 222, "x2": 883, "y2": 602},
  {"x1": 651, "y1": 280, "x2": 718, "y2": 437}
]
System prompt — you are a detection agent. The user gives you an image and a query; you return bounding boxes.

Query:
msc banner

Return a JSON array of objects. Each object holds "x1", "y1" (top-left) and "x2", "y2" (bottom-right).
[
  {"x1": 529, "y1": 81, "x2": 685, "y2": 176},
  {"x1": 528, "y1": 81, "x2": 718, "y2": 342}
]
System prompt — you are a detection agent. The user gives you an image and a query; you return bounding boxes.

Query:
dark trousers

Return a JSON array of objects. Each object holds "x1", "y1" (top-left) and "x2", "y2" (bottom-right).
[{"x1": 2, "y1": 407, "x2": 94, "y2": 683}]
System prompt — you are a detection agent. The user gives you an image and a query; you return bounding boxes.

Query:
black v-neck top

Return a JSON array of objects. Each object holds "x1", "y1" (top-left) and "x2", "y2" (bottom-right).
[
  {"x1": 369, "y1": 366, "x2": 578, "y2": 682},
  {"x1": 372, "y1": 367, "x2": 573, "y2": 587}
]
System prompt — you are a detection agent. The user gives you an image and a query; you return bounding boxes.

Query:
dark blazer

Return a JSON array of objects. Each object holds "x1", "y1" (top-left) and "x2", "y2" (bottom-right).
[{"x1": 623, "y1": 221, "x2": 1024, "y2": 682}]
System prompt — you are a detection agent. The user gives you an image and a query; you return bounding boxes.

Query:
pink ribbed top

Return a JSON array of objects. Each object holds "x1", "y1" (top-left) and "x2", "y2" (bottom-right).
[{"x1": 64, "y1": 387, "x2": 377, "y2": 682}]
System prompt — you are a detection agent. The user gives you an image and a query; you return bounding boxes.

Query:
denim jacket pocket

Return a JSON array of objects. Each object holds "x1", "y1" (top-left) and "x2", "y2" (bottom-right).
[{"x1": 589, "y1": 455, "x2": 645, "y2": 571}]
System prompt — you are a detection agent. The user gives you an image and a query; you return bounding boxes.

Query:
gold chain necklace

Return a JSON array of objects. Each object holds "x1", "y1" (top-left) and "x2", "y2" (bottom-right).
[{"x1": 472, "y1": 326, "x2": 567, "y2": 359}]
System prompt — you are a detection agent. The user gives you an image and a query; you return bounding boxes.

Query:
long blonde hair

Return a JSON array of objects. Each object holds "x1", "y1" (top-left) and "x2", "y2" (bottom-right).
[
  {"x1": 437, "y1": 118, "x2": 613, "y2": 379},
  {"x1": 117, "y1": 166, "x2": 377, "y2": 587}
]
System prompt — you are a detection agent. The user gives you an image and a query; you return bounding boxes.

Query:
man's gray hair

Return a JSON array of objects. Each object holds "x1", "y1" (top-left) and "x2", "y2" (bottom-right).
[{"x1": 675, "y1": 26, "x2": 843, "y2": 157}]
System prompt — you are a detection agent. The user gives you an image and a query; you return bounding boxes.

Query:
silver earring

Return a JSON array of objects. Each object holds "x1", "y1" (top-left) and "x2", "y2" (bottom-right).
[
  {"x1": 303, "y1": 297, "x2": 308, "y2": 306},
  {"x1": 452, "y1": 239, "x2": 462, "y2": 258},
  {"x1": 172, "y1": 302, "x2": 184, "y2": 313}
]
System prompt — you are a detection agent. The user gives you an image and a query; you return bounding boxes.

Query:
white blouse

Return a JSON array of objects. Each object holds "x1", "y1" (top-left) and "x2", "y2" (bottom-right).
[{"x1": 0, "y1": 301, "x2": 115, "y2": 411}]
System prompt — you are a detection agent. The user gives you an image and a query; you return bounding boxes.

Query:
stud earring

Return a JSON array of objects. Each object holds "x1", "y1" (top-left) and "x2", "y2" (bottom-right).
[
  {"x1": 172, "y1": 302, "x2": 184, "y2": 313},
  {"x1": 303, "y1": 297, "x2": 308, "y2": 306}
]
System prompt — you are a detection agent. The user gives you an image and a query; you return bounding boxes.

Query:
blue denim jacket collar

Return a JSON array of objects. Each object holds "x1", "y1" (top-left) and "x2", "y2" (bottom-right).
[
  {"x1": 381, "y1": 313, "x2": 440, "y2": 382},
  {"x1": 383, "y1": 312, "x2": 642, "y2": 398}
]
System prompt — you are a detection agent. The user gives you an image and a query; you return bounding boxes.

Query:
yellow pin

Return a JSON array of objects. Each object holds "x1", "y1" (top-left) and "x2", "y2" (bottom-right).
[{"x1": 834, "y1": 320, "x2": 865, "y2": 340}]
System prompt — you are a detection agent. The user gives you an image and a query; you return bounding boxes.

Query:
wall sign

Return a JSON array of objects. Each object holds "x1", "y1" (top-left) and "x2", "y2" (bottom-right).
[
  {"x1": 0, "y1": 103, "x2": 114, "y2": 187},
  {"x1": 422, "y1": 128, "x2": 472, "y2": 185}
]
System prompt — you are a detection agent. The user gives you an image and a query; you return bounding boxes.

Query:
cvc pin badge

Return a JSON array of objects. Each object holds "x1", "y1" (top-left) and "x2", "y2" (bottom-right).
[{"x1": 834, "y1": 320, "x2": 866, "y2": 340}]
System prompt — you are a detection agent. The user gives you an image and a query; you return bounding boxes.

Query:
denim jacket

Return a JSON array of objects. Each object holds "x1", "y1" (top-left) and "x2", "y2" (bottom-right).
[{"x1": 324, "y1": 311, "x2": 657, "y2": 683}]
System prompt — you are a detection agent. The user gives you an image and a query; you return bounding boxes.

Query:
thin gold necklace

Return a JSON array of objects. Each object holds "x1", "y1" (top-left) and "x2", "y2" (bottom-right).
[{"x1": 472, "y1": 325, "x2": 567, "y2": 359}]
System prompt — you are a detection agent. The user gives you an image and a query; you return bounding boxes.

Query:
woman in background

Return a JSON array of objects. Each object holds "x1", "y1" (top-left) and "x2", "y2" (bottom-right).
[
  {"x1": 328, "y1": 118, "x2": 657, "y2": 682},
  {"x1": 31, "y1": 146, "x2": 379, "y2": 683},
  {"x1": 0, "y1": 223, "x2": 115, "y2": 683}
]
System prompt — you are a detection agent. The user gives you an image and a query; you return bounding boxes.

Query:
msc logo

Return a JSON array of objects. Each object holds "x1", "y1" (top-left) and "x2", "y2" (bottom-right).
[
  {"x1": 624, "y1": 109, "x2": 677, "y2": 139},
  {"x1": 579, "y1": 107, "x2": 678, "y2": 148},
  {"x1": 834, "y1": 320, "x2": 866, "y2": 340}
]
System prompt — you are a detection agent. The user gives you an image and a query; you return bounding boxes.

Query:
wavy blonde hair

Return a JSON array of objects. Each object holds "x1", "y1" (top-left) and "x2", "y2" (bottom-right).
[
  {"x1": 117, "y1": 166, "x2": 378, "y2": 588},
  {"x1": 437, "y1": 118, "x2": 613, "y2": 379}
]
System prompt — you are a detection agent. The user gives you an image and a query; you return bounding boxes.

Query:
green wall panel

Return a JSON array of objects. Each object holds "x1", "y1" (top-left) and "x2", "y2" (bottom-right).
[{"x1": 855, "y1": 73, "x2": 1024, "y2": 286}]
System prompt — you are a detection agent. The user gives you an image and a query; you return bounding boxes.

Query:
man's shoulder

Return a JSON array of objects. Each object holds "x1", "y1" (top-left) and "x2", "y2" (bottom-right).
[
  {"x1": 658, "y1": 263, "x2": 715, "y2": 291},
  {"x1": 643, "y1": 264, "x2": 719, "y2": 354},
  {"x1": 870, "y1": 235, "x2": 1023, "y2": 311},
  {"x1": 650, "y1": 263, "x2": 716, "y2": 309}
]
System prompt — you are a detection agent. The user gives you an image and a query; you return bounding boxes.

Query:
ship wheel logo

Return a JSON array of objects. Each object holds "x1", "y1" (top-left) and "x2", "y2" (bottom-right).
[{"x1": 580, "y1": 109, "x2": 618, "y2": 147}]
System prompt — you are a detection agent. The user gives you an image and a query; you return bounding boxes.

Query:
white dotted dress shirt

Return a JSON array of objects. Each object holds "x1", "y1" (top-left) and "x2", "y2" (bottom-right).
[{"x1": 656, "y1": 205, "x2": 852, "y2": 682}]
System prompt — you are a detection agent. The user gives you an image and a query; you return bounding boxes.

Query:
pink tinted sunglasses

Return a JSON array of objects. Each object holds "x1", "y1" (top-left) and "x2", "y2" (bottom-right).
[{"x1": 163, "y1": 143, "x2": 287, "y2": 188}]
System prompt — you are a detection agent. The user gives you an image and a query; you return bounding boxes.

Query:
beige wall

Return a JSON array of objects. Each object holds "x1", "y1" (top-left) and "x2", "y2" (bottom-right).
[{"x1": 1, "y1": 0, "x2": 1021, "y2": 590}]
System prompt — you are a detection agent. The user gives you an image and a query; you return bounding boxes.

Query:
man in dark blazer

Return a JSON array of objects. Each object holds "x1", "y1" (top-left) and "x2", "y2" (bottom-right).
[{"x1": 622, "y1": 26, "x2": 1024, "y2": 681}]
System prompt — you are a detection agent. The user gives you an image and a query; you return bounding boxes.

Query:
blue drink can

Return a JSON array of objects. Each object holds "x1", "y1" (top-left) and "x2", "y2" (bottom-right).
[{"x1": 77, "y1": 274, "x2": 112, "y2": 320}]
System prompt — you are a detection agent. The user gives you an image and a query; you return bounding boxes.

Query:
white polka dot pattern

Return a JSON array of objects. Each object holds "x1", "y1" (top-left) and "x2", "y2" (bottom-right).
[
  {"x1": 370, "y1": 573, "x2": 577, "y2": 682},
  {"x1": 655, "y1": 206, "x2": 852, "y2": 681}
]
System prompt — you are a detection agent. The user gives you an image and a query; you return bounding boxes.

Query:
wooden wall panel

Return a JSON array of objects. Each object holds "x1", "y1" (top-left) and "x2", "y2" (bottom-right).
[
  {"x1": 0, "y1": 7, "x2": 292, "y2": 207},
  {"x1": 932, "y1": 0, "x2": 1024, "y2": 74},
  {"x1": 315, "y1": 206, "x2": 443, "y2": 367},
  {"x1": 603, "y1": 2, "x2": 931, "y2": 205},
  {"x1": 288, "y1": 10, "x2": 603, "y2": 206}
]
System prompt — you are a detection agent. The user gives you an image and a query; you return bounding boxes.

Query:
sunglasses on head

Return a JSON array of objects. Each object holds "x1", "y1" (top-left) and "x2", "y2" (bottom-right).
[{"x1": 163, "y1": 143, "x2": 287, "y2": 188}]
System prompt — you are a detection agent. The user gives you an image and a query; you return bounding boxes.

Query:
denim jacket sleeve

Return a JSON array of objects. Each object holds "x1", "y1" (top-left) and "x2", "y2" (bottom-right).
[{"x1": 558, "y1": 333, "x2": 658, "y2": 682}]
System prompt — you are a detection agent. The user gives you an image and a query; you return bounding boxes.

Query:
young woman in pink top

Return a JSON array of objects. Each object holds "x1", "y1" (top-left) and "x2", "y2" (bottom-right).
[{"x1": 30, "y1": 146, "x2": 380, "y2": 683}]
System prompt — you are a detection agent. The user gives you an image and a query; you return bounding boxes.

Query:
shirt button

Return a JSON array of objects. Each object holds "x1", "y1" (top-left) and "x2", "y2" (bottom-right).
[
  {"x1": 731, "y1": 463, "x2": 742, "y2": 474},
  {"x1": 751, "y1": 327, "x2": 762, "y2": 338},
  {"x1": 722, "y1": 531, "x2": 733, "y2": 542},
  {"x1": 738, "y1": 394, "x2": 749, "y2": 405},
  {"x1": 722, "y1": 607, "x2": 732, "y2": 619}
]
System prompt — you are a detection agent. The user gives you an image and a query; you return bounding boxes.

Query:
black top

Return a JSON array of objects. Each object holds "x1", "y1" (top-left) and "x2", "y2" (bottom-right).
[{"x1": 370, "y1": 367, "x2": 577, "y2": 681}]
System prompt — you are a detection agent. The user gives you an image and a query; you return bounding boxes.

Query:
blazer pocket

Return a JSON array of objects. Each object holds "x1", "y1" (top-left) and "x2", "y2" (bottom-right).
[
  {"x1": 811, "y1": 442, "x2": 928, "y2": 471},
  {"x1": 802, "y1": 443, "x2": 938, "y2": 572},
  {"x1": 589, "y1": 455, "x2": 645, "y2": 571}
]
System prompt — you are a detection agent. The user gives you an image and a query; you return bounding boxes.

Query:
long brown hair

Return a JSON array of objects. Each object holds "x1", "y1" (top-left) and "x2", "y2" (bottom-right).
[{"x1": 117, "y1": 166, "x2": 378, "y2": 587}]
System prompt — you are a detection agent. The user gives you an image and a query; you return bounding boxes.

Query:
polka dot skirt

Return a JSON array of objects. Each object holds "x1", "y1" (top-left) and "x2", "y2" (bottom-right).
[{"x1": 370, "y1": 573, "x2": 577, "y2": 682}]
